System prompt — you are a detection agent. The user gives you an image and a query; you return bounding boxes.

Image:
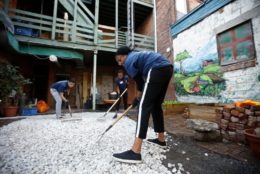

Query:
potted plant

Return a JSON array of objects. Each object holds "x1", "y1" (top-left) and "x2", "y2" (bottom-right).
[
  {"x1": 244, "y1": 127, "x2": 260, "y2": 158},
  {"x1": 0, "y1": 63, "x2": 31, "y2": 117}
]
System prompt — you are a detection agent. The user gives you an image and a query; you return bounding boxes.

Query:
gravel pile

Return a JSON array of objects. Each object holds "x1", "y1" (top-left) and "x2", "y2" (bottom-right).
[{"x1": 0, "y1": 113, "x2": 183, "y2": 174}]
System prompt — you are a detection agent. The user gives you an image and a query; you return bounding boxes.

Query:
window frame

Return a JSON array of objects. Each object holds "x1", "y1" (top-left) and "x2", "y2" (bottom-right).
[{"x1": 217, "y1": 20, "x2": 256, "y2": 72}]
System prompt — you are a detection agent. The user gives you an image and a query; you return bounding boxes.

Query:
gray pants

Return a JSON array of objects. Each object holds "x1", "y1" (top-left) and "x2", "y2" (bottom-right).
[{"x1": 50, "y1": 88, "x2": 62, "y2": 118}]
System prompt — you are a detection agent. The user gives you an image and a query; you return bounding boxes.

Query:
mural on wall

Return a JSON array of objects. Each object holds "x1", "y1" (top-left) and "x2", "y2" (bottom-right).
[{"x1": 174, "y1": 38, "x2": 226, "y2": 97}]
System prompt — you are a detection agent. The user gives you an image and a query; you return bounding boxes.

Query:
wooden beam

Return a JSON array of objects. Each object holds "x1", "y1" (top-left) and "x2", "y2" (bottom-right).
[
  {"x1": 71, "y1": 0, "x2": 78, "y2": 42},
  {"x1": 51, "y1": 0, "x2": 58, "y2": 40}
]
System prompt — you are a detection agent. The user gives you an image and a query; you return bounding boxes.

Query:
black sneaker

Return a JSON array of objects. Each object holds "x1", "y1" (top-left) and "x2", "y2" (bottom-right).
[
  {"x1": 113, "y1": 150, "x2": 142, "y2": 164},
  {"x1": 146, "y1": 138, "x2": 167, "y2": 148},
  {"x1": 113, "y1": 114, "x2": 117, "y2": 119}
]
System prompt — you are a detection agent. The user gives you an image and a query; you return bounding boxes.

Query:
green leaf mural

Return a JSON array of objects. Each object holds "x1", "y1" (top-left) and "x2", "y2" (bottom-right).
[
  {"x1": 180, "y1": 76, "x2": 198, "y2": 93},
  {"x1": 174, "y1": 52, "x2": 226, "y2": 96},
  {"x1": 203, "y1": 64, "x2": 220, "y2": 73},
  {"x1": 175, "y1": 50, "x2": 191, "y2": 62}
]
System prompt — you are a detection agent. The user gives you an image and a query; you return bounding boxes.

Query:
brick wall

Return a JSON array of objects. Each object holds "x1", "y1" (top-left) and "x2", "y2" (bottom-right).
[{"x1": 156, "y1": 0, "x2": 176, "y2": 100}]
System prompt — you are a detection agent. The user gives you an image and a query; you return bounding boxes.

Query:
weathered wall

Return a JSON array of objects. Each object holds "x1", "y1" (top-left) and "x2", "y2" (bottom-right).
[
  {"x1": 156, "y1": 0, "x2": 176, "y2": 100},
  {"x1": 172, "y1": 0, "x2": 260, "y2": 103}
]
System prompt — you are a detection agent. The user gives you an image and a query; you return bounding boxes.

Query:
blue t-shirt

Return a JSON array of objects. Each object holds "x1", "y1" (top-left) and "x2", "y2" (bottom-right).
[
  {"x1": 123, "y1": 51, "x2": 171, "y2": 78},
  {"x1": 51, "y1": 80, "x2": 69, "y2": 92},
  {"x1": 115, "y1": 75, "x2": 128, "y2": 91}
]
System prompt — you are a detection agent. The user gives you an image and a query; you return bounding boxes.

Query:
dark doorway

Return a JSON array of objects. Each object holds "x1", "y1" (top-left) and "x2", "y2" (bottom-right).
[{"x1": 33, "y1": 64, "x2": 49, "y2": 101}]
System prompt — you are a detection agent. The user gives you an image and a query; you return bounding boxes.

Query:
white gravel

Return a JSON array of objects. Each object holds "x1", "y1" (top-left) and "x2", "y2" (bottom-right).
[{"x1": 0, "y1": 112, "x2": 180, "y2": 174}]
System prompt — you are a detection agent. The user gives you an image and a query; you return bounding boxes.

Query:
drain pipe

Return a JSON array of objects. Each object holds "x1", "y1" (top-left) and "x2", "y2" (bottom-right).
[{"x1": 153, "y1": 0, "x2": 157, "y2": 52}]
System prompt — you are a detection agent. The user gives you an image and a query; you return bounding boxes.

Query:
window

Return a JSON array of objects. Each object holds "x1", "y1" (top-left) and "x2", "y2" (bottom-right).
[{"x1": 217, "y1": 21, "x2": 256, "y2": 71}]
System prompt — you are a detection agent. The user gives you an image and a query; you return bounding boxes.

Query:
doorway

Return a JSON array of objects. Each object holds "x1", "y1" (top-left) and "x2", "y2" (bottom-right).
[{"x1": 33, "y1": 64, "x2": 49, "y2": 101}]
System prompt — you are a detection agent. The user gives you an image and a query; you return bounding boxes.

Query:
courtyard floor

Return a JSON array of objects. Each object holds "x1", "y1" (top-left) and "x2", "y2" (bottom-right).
[{"x1": 0, "y1": 110, "x2": 259, "y2": 174}]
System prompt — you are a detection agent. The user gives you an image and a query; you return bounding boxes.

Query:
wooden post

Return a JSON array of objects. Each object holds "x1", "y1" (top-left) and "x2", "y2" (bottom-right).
[
  {"x1": 71, "y1": 0, "x2": 78, "y2": 42},
  {"x1": 51, "y1": 0, "x2": 58, "y2": 40},
  {"x1": 94, "y1": 0, "x2": 99, "y2": 45}
]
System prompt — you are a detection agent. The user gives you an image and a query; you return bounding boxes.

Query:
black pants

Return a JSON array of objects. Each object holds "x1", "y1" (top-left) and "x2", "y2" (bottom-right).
[
  {"x1": 116, "y1": 91, "x2": 128, "y2": 111},
  {"x1": 136, "y1": 66, "x2": 173, "y2": 139}
]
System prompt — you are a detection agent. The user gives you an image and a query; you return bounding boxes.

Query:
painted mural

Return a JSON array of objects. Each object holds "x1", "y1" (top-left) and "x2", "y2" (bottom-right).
[{"x1": 174, "y1": 38, "x2": 226, "y2": 97}]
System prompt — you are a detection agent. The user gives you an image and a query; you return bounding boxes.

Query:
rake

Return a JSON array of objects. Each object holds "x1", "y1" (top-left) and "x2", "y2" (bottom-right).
[
  {"x1": 96, "y1": 88, "x2": 127, "y2": 121},
  {"x1": 96, "y1": 105, "x2": 132, "y2": 143},
  {"x1": 61, "y1": 103, "x2": 82, "y2": 122}
]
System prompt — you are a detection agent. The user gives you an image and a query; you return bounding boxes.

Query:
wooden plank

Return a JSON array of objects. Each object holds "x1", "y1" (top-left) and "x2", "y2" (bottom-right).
[
  {"x1": 9, "y1": 8, "x2": 53, "y2": 20},
  {"x1": 134, "y1": 37, "x2": 154, "y2": 43},
  {"x1": 188, "y1": 104, "x2": 218, "y2": 122},
  {"x1": 83, "y1": 71, "x2": 89, "y2": 103},
  {"x1": 10, "y1": 16, "x2": 52, "y2": 26},
  {"x1": 76, "y1": 32, "x2": 94, "y2": 39},
  {"x1": 78, "y1": 0, "x2": 95, "y2": 20},
  {"x1": 76, "y1": 27, "x2": 94, "y2": 33},
  {"x1": 98, "y1": 32, "x2": 115, "y2": 37},
  {"x1": 12, "y1": 22, "x2": 52, "y2": 31}
]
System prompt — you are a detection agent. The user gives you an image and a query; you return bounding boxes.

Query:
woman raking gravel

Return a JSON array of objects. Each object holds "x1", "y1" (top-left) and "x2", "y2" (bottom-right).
[{"x1": 113, "y1": 46, "x2": 173, "y2": 163}]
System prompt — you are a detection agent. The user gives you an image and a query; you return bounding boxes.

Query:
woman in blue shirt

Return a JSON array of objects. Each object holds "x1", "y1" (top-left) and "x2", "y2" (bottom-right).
[
  {"x1": 50, "y1": 78, "x2": 75, "y2": 119},
  {"x1": 114, "y1": 69, "x2": 129, "y2": 119},
  {"x1": 113, "y1": 46, "x2": 173, "y2": 163}
]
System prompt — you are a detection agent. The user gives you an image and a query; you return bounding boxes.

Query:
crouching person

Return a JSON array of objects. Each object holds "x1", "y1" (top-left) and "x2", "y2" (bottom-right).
[
  {"x1": 50, "y1": 78, "x2": 75, "y2": 119},
  {"x1": 113, "y1": 46, "x2": 173, "y2": 163}
]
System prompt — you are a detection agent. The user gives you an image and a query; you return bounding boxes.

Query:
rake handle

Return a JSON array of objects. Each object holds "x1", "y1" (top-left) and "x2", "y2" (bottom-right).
[
  {"x1": 104, "y1": 88, "x2": 128, "y2": 116},
  {"x1": 97, "y1": 105, "x2": 133, "y2": 143},
  {"x1": 68, "y1": 104, "x2": 72, "y2": 117}
]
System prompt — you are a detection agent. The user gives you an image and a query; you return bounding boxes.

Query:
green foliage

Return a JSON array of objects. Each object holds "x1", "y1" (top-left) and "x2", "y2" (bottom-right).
[
  {"x1": 180, "y1": 76, "x2": 198, "y2": 93},
  {"x1": 175, "y1": 50, "x2": 191, "y2": 62},
  {"x1": 163, "y1": 100, "x2": 181, "y2": 105},
  {"x1": 203, "y1": 64, "x2": 220, "y2": 73},
  {"x1": 200, "y1": 74, "x2": 213, "y2": 84},
  {"x1": 0, "y1": 64, "x2": 31, "y2": 105}
]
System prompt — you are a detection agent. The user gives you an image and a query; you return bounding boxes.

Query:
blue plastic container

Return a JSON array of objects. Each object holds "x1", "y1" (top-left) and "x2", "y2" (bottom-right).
[
  {"x1": 15, "y1": 27, "x2": 33, "y2": 37},
  {"x1": 21, "y1": 107, "x2": 37, "y2": 116}
]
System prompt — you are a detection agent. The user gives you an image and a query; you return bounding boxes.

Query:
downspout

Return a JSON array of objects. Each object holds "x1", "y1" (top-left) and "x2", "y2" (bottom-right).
[
  {"x1": 153, "y1": 0, "x2": 157, "y2": 52},
  {"x1": 115, "y1": 0, "x2": 118, "y2": 48},
  {"x1": 93, "y1": 0, "x2": 100, "y2": 110}
]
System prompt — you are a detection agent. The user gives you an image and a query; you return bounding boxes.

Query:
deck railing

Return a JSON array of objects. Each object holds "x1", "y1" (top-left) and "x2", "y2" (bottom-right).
[{"x1": 7, "y1": 8, "x2": 154, "y2": 51}]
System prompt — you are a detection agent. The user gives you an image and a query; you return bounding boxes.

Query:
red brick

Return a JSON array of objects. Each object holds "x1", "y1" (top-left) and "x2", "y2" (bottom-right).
[
  {"x1": 223, "y1": 112, "x2": 231, "y2": 120},
  {"x1": 251, "y1": 105, "x2": 260, "y2": 111},
  {"x1": 255, "y1": 111, "x2": 260, "y2": 116},
  {"x1": 228, "y1": 122, "x2": 236, "y2": 131},
  {"x1": 235, "y1": 107, "x2": 245, "y2": 113},
  {"x1": 245, "y1": 109, "x2": 254, "y2": 116},
  {"x1": 231, "y1": 109, "x2": 240, "y2": 117}
]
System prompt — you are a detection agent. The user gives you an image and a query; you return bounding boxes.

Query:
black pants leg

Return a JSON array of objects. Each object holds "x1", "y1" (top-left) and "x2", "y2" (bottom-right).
[
  {"x1": 116, "y1": 91, "x2": 128, "y2": 111},
  {"x1": 135, "y1": 66, "x2": 173, "y2": 139},
  {"x1": 116, "y1": 97, "x2": 121, "y2": 111},
  {"x1": 123, "y1": 92, "x2": 128, "y2": 110}
]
